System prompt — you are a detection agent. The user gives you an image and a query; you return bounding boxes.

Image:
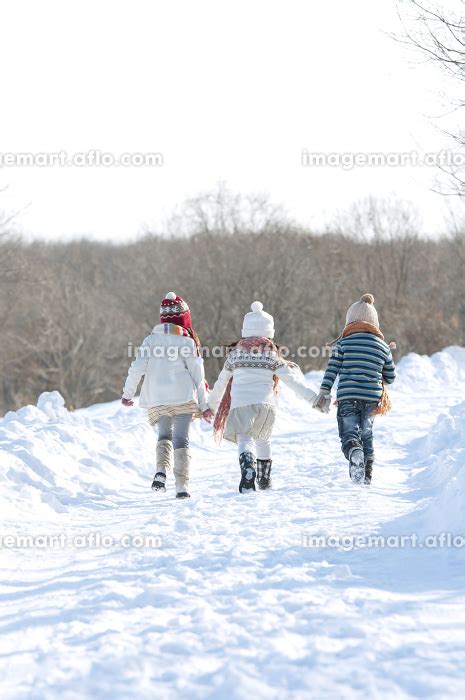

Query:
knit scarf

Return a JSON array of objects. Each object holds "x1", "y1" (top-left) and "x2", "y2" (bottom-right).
[
  {"x1": 162, "y1": 322, "x2": 191, "y2": 338},
  {"x1": 213, "y1": 337, "x2": 280, "y2": 442},
  {"x1": 162, "y1": 322, "x2": 201, "y2": 355},
  {"x1": 341, "y1": 321, "x2": 392, "y2": 416}
]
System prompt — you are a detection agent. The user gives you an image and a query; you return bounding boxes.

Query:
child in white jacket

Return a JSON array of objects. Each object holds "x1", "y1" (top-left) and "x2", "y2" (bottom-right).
[
  {"x1": 122, "y1": 292, "x2": 212, "y2": 498},
  {"x1": 208, "y1": 301, "x2": 327, "y2": 493}
]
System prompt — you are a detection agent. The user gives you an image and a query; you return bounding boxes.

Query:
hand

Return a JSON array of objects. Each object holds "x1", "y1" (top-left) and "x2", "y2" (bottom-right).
[
  {"x1": 313, "y1": 392, "x2": 331, "y2": 414},
  {"x1": 202, "y1": 409, "x2": 213, "y2": 424},
  {"x1": 121, "y1": 398, "x2": 134, "y2": 407}
]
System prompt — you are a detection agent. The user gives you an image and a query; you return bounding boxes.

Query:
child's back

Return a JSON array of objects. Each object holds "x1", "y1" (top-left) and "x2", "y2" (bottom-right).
[
  {"x1": 322, "y1": 330, "x2": 395, "y2": 402},
  {"x1": 318, "y1": 294, "x2": 396, "y2": 485},
  {"x1": 122, "y1": 292, "x2": 209, "y2": 499},
  {"x1": 209, "y1": 302, "x2": 320, "y2": 493},
  {"x1": 223, "y1": 342, "x2": 287, "y2": 409}
]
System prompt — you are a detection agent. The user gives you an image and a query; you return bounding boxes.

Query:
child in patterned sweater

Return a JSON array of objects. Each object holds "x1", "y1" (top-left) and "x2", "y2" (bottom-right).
[{"x1": 208, "y1": 301, "x2": 328, "y2": 493}]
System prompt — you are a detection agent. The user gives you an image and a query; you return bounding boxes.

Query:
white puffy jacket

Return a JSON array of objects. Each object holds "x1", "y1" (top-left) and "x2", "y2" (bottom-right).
[
  {"x1": 122, "y1": 325, "x2": 209, "y2": 411},
  {"x1": 208, "y1": 346, "x2": 317, "y2": 413}
]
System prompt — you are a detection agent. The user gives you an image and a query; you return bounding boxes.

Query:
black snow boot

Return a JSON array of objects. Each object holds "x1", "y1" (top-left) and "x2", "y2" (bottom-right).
[
  {"x1": 239, "y1": 452, "x2": 256, "y2": 493},
  {"x1": 256, "y1": 459, "x2": 272, "y2": 490},
  {"x1": 348, "y1": 446, "x2": 365, "y2": 484},
  {"x1": 364, "y1": 458, "x2": 374, "y2": 485},
  {"x1": 151, "y1": 472, "x2": 167, "y2": 491}
]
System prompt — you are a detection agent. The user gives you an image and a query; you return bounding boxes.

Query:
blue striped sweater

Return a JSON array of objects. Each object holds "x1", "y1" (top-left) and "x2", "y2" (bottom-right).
[{"x1": 320, "y1": 332, "x2": 396, "y2": 402}]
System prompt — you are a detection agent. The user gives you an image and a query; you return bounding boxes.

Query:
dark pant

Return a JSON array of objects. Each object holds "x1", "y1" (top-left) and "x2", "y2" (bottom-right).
[{"x1": 337, "y1": 399, "x2": 377, "y2": 462}]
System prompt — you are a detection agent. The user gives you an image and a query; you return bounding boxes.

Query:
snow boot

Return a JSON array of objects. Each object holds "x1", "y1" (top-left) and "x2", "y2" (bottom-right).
[
  {"x1": 349, "y1": 446, "x2": 365, "y2": 484},
  {"x1": 151, "y1": 472, "x2": 167, "y2": 491},
  {"x1": 256, "y1": 459, "x2": 272, "y2": 490},
  {"x1": 151, "y1": 439, "x2": 173, "y2": 491},
  {"x1": 365, "y1": 458, "x2": 374, "y2": 485},
  {"x1": 174, "y1": 447, "x2": 191, "y2": 499},
  {"x1": 239, "y1": 452, "x2": 256, "y2": 493}
]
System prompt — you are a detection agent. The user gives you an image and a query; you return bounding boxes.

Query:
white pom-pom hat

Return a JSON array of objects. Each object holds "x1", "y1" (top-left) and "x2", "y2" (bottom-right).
[{"x1": 242, "y1": 300, "x2": 275, "y2": 339}]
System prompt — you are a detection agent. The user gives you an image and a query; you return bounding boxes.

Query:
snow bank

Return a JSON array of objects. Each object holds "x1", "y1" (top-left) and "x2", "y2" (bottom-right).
[
  {"x1": 393, "y1": 345, "x2": 465, "y2": 392},
  {"x1": 0, "y1": 391, "x2": 159, "y2": 520},
  {"x1": 400, "y1": 399, "x2": 465, "y2": 535}
]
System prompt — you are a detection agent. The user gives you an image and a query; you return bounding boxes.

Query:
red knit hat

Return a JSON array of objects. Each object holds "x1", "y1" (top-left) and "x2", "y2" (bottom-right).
[{"x1": 160, "y1": 292, "x2": 192, "y2": 330}]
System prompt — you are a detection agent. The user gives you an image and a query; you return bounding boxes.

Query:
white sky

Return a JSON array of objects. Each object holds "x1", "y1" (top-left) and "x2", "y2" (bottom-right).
[{"x1": 0, "y1": 0, "x2": 463, "y2": 240}]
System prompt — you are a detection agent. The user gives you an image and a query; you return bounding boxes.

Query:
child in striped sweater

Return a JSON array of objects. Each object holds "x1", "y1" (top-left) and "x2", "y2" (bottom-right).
[{"x1": 314, "y1": 294, "x2": 396, "y2": 485}]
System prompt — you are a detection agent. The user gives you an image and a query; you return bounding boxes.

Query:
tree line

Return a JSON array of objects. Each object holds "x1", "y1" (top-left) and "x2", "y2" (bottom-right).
[{"x1": 1, "y1": 192, "x2": 464, "y2": 414}]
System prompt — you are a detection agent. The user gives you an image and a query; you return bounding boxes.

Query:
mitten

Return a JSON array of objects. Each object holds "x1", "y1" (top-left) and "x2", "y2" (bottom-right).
[
  {"x1": 202, "y1": 409, "x2": 213, "y2": 423},
  {"x1": 314, "y1": 391, "x2": 331, "y2": 414}
]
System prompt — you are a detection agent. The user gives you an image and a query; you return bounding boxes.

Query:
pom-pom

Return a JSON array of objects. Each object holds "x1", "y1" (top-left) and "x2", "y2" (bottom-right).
[
  {"x1": 251, "y1": 301, "x2": 263, "y2": 312},
  {"x1": 165, "y1": 292, "x2": 176, "y2": 300},
  {"x1": 360, "y1": 293, "x2": 374, "y2": 304}
]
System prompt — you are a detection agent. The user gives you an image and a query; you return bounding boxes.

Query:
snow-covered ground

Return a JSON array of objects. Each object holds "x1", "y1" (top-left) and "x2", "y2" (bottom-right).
[{"x1": 1, "y1": 348, "x2": 465, "y2": 699}]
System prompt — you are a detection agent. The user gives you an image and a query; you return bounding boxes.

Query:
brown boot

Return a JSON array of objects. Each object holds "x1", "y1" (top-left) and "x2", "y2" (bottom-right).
[
  {"x1": 152, "y1": 439, "x2": 173, "y2": 491},
  {"x1": 174, "y1": 448, "x2": 191, "y2": 499}
]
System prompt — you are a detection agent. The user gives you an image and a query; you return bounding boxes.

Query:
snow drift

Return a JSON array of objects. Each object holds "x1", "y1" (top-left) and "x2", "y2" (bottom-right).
[
  {"x1": 2, "y1": 347, "x2": 465, "y2": 699},
  {"x1": 0, "y1": 390, "x2": 157, "y2": 520},
  {"x1": 397, "y1": 399, "x2": 465, "y2": 535}
]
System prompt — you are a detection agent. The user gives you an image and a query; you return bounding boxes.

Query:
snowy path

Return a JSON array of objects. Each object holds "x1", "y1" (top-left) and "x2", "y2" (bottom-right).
[{"x1": 1, "y1": 349, "x2": 465, "y2": 699}]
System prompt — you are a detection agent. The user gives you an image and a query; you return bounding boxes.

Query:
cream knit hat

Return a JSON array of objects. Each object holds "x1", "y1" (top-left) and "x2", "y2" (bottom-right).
[
  {"x1": 345, "y1": 293, "x2": 379, "y2": 328},
  {"x1": 242, "y1": 301, "x2": 275, "y2": 339}
]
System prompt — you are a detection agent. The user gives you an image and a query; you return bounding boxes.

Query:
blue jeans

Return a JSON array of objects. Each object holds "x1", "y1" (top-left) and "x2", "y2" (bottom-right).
[{"x1": 337, "y1": 400, "x2": 377, "y2": 462}]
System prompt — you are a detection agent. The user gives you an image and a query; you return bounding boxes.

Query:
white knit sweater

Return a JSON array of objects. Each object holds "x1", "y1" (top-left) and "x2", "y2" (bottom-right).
[
  {"x1": 122, "y1": 325, "x2": 209, "y2": 411},
  {"x1": 208, "y1": 346, "x2": 316, "y2": 413}
]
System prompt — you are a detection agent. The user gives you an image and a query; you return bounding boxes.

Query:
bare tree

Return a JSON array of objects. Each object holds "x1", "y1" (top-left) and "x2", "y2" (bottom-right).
[
  {"x1": 396, "y1": 0, "x2": 465, "y2": 193},
  {"x1": 164, "y1": 181, "x2": 291, "y2": 237}
]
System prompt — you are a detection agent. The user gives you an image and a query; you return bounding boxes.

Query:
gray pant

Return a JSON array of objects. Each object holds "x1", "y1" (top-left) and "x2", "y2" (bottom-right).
[{"x1": 157, "y1": 413, "x2": 192, "y2": 449}]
